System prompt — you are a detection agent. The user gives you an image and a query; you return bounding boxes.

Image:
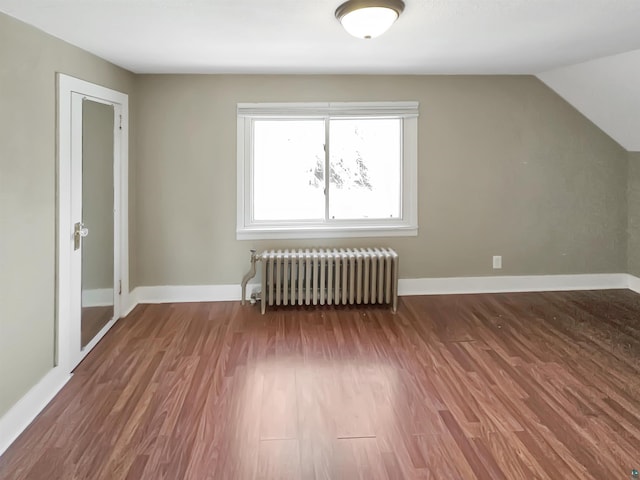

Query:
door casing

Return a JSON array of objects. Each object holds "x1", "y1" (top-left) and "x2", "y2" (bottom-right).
[{"x1": 57, "y1": 74, "x2": 129, "y2": 372}]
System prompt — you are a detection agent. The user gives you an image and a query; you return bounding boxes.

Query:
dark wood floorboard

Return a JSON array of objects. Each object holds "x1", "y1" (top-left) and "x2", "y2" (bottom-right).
[{"x1": 2, "y1": 290, "x2": 640, "y2": 479}]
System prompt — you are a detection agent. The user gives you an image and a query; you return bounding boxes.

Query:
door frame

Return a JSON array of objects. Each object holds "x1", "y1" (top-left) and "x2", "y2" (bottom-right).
[{"x1": 57, "y1": 74, "x2": 129, "y2": 372}]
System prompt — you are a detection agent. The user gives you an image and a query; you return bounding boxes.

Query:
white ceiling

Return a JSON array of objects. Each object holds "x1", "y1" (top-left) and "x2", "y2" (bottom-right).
[
  {"x1": 538, "y1": 48, "x2": 640, "y2": 151},
  {"x1": 2, "y1": 0, "x2": 640, "y2": 74}
]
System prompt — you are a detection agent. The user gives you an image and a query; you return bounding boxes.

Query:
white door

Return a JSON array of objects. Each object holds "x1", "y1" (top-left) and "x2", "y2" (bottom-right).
[{"x1": 58, "y1": 74, "x2": 129, "y2": 374}]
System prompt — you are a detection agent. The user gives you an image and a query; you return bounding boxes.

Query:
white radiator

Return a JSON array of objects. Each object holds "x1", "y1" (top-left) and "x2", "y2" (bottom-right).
[{"x1": 241, "y1": 248, "x2": 399, "y2": 314}]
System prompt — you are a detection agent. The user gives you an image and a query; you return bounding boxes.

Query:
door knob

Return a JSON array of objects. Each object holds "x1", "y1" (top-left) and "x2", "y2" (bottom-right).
[{"x1": 74, "y1": 222, "x2": 89, "y2": 250}]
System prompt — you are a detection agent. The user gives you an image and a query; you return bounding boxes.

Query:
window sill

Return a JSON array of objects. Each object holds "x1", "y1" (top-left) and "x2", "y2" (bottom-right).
[{"x1": 236, "y1": 225, "x2": 418, "y2": 240}]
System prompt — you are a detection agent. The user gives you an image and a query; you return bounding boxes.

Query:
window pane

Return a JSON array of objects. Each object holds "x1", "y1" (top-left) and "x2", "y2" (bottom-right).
[
  {"x1": 329, "y1": 118, "x2": 401, "y2": 220},
  {"x1": 253, "y1": 120, "x2": 325, "y2": 221}
]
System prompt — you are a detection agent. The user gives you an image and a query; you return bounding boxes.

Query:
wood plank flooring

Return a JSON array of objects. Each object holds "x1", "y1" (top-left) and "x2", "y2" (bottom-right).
[{"x1": 1, "y1": 290, "x2": 640, "y2": 479}]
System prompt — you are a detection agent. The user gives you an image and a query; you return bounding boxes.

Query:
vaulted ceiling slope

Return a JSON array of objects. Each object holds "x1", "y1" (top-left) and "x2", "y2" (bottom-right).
[
  {"x1": 1, "y1": 0, "x2": 640, "y2": 74},
  {"x1": 538, "y1": 49, "x2": 640, "y2": 152}
]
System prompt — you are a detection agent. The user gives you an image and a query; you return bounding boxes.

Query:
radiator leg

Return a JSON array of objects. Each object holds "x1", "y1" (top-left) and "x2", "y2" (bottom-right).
[
  {"x1": 261, "y1": 266, "x2": 267, "y2": 315},
  {"x1": 392, "y1": 255, "x2": 399, "y2": 314},
  {"x1": 241, "y1": 249, "x2": 259, "y2": 306}
]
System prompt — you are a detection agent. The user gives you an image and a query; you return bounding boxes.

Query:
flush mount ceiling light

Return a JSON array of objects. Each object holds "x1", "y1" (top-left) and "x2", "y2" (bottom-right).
[{"x1": 335, "y1": 0, "x2": 405, "y2": 39}]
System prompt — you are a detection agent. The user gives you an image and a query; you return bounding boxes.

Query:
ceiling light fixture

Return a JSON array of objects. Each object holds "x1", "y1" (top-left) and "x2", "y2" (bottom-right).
[{"x1": 335, "y1": 0, "x2": 405, "y2": 39}]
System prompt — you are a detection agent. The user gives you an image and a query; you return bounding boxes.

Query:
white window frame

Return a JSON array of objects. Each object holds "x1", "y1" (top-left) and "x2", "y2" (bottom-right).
[{"x1": 236, "y1": 101, "x2": 418, "y2": 240}]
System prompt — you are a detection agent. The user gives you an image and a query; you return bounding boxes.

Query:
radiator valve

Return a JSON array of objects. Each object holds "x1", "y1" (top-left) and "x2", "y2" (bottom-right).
[{"x1": 250, "y1": 291, "x2": 261, "y2": 305}]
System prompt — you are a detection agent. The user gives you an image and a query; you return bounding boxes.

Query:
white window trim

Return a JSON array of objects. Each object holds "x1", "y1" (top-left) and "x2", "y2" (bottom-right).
[{"x1": 236, "y1": 102, "x2": 418, "y2": 240}]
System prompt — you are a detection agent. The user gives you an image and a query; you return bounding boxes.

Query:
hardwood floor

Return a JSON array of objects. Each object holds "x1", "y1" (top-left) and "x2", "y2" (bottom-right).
[{"x1": 1, "y1": 290, "x2": 640, "y2": 479}]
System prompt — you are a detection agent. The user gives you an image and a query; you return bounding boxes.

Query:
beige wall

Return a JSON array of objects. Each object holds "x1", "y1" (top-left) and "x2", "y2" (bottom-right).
[
  {"x1": 0, "y1": 12, "x2": 133, "y2": 417},
  {"x1": 133, "y1": 74, "x2": 628, "y2": 287},
  {"x1": 628, "y1": 152, "x2": 640, "y2": 277}
]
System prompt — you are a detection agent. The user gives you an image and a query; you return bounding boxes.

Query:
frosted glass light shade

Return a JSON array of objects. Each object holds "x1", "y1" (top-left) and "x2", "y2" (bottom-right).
[
  {"x1": 341, "y1": 7, "x2": 398, "y2": 39},
  {"x1": 335, "y1": 0, "x2": 405, "y2": 39}
]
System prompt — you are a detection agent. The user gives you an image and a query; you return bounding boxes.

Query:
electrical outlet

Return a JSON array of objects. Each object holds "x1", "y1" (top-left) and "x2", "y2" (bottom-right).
[{"x1": 493, "y1": 255, "x2": 502, "y2": 269}]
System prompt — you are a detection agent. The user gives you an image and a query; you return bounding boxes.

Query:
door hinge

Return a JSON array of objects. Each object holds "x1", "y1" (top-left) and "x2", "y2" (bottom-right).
[
  {"x1": 118, "y1": 280, "x2": 122, "y2": 295},
  {"x1": 119, "y1": 114, "x2": 123, "y2": 130}
]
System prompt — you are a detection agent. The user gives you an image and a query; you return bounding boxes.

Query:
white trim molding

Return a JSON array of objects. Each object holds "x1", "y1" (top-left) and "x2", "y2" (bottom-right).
[
  {"x1": 123, "y1": 287, "x2": 141, "y2": 317},
  {"x1": 237, "y1": 101, "x2": 420, "y2": 118},
  {"x1": 628, "y1": 274, "x2": 640, "y2": 294},
  {"x1": 0, "y1": 368, "x2": 72, "y2": 456},
  {"x1": 237, "y1": 225, "x2": 418, "y2": 240},
  {"x1": 398, "y1": 273, "x2": 629, "y2": 296},
  {"x1": 133, "y1": 284, "x2": 248, "y2": 304},
  {"x1": 127, "y1": 273, "x2": 633, "y2": 307}
]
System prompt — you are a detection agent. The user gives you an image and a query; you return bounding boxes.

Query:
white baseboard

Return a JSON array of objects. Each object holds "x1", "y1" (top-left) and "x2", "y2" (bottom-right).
[
  {"x1": 0, "y1": 367, "x2": 71, "y2": 457},
  {"x1": 126, "y1": 274, "x2": 632, "y2": 308},
  {"x1": 81, "y1": 288, "x2": 114, "y2": 307},
  {"x1": 134, "y1": 284, "x2": 247, "y2": 304},
  {"x1": 122, "y1": 287, "x2": 140, "y2": 317},
  {"x1": 398, "y1": 273, "x2": 629, "y2": 296},
  {"x1": 123, "y1": 284, "x2": 258, "y2": 316},
  {"x1": 628, "y1": 274, "x2": 640, "y2": 294}
]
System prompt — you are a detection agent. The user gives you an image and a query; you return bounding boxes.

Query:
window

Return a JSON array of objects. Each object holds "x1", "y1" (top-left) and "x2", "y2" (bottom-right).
[{"x1": 237, "y1": 102, "x2": 418, "y2": 239}]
